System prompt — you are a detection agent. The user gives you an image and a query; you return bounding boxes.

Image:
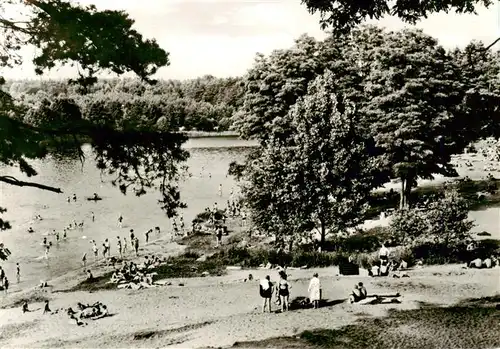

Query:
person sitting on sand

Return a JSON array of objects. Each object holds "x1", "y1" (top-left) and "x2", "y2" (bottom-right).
[
  {"x1": 22, "y1": 301, "x2": 30, "y2": 313},
  {"x1": 349, "y1": 282, "x2": 368, "y2": 303},
  {"x1": 27, "y1": 227, "x2": 34, "y2": 233},
  {"x1": 308, "y1": 273, "x2": 321, "y2": 309},
  {"x1": 155, "y1": 226, "x2": 160, "y2": 234},
  {"x1": 260, "y1": 275, "x2": 274, "y2": 313},
  {"x1": 469, "y1": 258, "x2": 483, "y2": 268},
  {"x1": 43, "y1": 300, "x2": 52, "y2": 314}
]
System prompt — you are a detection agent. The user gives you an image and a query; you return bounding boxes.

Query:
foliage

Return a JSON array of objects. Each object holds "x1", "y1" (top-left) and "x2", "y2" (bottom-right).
[
  {"x1": 300, "y1": 0, "x2": 494, "y2": 34},
  {"x1": 242, "y1": 70, "x2": 382, "y2": 248},
  {"x1": 6, "y1": 76, "x2": 245, "y2": 132},
  {"x1": 237, "y1": 26, "x2": 500, "y2": 210},
  {"x1": 389, "y1": 189, "x2": 475, "y2": 248}
]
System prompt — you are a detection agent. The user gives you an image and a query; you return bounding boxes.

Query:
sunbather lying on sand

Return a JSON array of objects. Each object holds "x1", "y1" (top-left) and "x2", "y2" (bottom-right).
[
  {"x1": 349, "y1": 283, "x2": 401, "y2": 305},
  {"x1": 468, "y1": 256, "x2": 498, "y2": 269}
]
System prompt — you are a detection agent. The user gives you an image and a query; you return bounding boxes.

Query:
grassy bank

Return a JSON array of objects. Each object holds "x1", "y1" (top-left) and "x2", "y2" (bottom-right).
[{"x1": 232, "y1": 296, "x2": 500, "y2": 349}]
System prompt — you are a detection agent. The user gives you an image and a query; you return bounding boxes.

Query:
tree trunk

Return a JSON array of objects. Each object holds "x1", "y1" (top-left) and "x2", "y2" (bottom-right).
[
  {"x1": 404, "y1": 175, "x2": 414, "y2": 208},
  {"x1": 320, "y1": 219, "x2": 326, "y2": 251},
  {"x1": 288, "y1": 238, "x2": 294, "y2": 252},
  {"x1": 399, "y1": 177, "x2": 406, "y2": 209}
]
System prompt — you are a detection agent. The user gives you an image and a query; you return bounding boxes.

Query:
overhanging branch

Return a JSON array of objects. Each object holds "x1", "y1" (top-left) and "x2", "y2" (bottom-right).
[
  {"x1": 0, "y1": 175, "x2": 62, "y2": 193},
  {"x1": 484, "y1": 37, "x2": 500, "y2": 52}
]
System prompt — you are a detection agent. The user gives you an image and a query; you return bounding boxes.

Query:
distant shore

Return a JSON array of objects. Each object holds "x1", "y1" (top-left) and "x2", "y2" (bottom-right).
[{"x1": 184, "y1": 130, "x2": 239, "y2": 138}]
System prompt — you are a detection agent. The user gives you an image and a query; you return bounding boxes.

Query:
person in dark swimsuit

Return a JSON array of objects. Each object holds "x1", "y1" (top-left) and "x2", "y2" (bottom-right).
[{"x1": 277, "y1": 271, "x2": 290, "y2": 312}]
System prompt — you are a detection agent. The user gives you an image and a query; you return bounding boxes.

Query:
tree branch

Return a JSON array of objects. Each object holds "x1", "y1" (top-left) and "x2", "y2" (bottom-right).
[
  {"x1": 0, "y1": 175, "x2": 62, "y2": 193},
  {"x1": 484, "y1": 37, "x2": 500, "y2": 52}
]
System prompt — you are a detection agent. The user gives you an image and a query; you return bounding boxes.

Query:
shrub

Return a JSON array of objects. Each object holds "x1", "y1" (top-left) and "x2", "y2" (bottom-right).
[{"x1": 389, "y1": 189, "x2": 474, "y2": 249}]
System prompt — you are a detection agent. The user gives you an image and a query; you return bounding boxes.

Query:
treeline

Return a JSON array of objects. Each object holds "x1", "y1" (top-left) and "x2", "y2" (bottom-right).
[{"x1": 4, "y1": 75, "x2": 244, "y2": 132}]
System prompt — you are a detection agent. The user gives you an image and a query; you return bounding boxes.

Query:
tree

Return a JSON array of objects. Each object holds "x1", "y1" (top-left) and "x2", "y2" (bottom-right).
[
  {"x1": 355, "y1": 27, "x2": 470, "y2": 208},
  {"x1": 242, "y1": 71, "x2": 381, "y2": 248},
  {"x1": 300, "y1": 0, "x2": 494, "y2": 35},
  {"x1": 0, "y1": 0, "x2": 186, "y2": 260}
]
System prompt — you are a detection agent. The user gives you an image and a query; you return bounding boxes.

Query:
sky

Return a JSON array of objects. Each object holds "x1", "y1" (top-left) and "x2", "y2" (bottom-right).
[{"x1": 1, "y1": 0, "x2": 499, "y2": 80}]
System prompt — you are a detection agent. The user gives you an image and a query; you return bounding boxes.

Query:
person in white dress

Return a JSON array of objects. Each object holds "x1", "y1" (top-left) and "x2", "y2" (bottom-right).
[{"x1": 308, "y1": 273, "x2": 321, "y2": 309}]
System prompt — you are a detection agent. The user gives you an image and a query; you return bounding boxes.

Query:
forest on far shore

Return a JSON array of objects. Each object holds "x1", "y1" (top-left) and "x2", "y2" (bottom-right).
[{"x1": 2, "y1": 75, "x2": 245, "y2": 133}]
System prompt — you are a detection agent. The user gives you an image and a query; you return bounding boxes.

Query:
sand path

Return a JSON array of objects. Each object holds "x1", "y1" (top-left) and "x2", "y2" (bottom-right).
[{"x1": 0, "y1": 264, "x2": 498, "y2": 348}]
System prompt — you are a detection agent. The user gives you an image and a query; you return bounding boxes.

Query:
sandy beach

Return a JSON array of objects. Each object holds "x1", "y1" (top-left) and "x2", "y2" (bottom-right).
[{"x1": 0, "y1": 260, "x2": 498, "y2": 348}]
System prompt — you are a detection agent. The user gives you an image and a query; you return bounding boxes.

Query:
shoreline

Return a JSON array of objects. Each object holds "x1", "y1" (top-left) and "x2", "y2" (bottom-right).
[{"x1": 184, "y1": 131, "x2": 239, "y2": 138}]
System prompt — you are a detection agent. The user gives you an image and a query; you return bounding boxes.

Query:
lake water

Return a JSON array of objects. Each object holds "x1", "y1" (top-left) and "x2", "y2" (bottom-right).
[
  {"x1": 0, "y1": 137, "x2": 498, "y2": 290},
  {"x1": 0, "y1": 137, "x2": 257, "y2": 290}
]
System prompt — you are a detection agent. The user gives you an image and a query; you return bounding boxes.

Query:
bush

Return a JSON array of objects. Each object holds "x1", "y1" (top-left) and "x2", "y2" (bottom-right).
[{"x1": 389, "y1": 189, "x2": 474, "y2": 249}]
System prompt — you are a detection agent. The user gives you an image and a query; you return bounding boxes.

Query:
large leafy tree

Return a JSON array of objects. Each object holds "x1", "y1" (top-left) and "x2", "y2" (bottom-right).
[
  {"x1": 300, "y1": 0, "x2": 495, "y2": 36},
  {"x1": 356, "y1": 27, "x2": 469, "y2": 208},
  {"x1": 242, "y1": 71, "x2": 380, "y2": 248},
  {"x1": 237, "y1": 26, "x2": 499, "y2": 209},
  {"x1": 0, "y1": 0, "x2": 188, "y2": 260}
]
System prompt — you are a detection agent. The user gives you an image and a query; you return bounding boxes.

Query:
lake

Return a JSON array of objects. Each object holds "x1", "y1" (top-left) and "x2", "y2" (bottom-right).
[{"x1": 0, "y1": 137, "x2": 498, "y2": 290}]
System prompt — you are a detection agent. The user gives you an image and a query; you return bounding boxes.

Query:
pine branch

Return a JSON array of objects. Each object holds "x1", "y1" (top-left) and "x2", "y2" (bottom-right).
[{"x1": 0, "y1": 175, "x2": 62, "y2": 193}]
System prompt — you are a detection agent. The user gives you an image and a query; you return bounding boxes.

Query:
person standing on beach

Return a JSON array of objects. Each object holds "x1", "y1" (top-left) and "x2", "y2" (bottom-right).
[
  {"x1": 259, "y1": 275, "x2": 274, "y2": 313},
  {"x1": 92, "y1": 241, "x2": 99, "y2": 261},
  {"x1": 134, "y1": 237, "x2": 140, "y2": 256},
  {"x1": 123, "y1": 237, "x2": 128, "y2": 255},
  {"x1": 130, "y1": 229, "x2": 135, "y2": 247},
  {"x1": 0, "y1": 266, "x2": 4, "y2": 287},
  {"x1": 218, "y1": 183, "x2": 223, "y2": 197},
  {"x1": 145, "y1": 229, "x2": 151, "y2": 244},
  {"x1": 91, "y1": 211, "x2": 95, "y2": 222},
  {"x1": 308, "y1": 273, "x2": 321, "y2": 309},
  {"x1": 277, "y1": 271, "x2": 291, "y2": 312},
  {"x1": 72, "y1": 194, "x2": 77, "y2": 202},
  {"x1": 82, "y1": 253, "x2": 87, "y2": 269},
  {"x1": 44, "y1": 244, "x2": 50, "y2": 259},
  {"x1": 16, "y1": 263, "x2": 20, "y2": 283},
  {"x1": 117, "y1": 237, "x2": 123, "y2": 258},
  {"x1": 104, "y1": 238, "x2": 111, "y2": 258},
  {"x1": 3, "y1": 277, "x2": 9, "y2": 294},
  {"x1": 118, "y1": 214, "x2": 123, "y2": 228}
]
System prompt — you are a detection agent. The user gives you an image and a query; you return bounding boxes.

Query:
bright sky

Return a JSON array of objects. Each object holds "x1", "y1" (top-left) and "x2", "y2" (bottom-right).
[{"x1": 1, "y1": 0, "x2": 499, "y2": 80}]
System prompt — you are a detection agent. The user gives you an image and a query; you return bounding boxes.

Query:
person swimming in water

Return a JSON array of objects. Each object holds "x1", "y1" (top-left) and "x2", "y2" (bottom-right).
[
  {"x1": 27, "y1": 227, "x2": 34, "y2": 234},
  {"x1": 72, "y1": 194, "x2": 77, "y2": 202}
]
